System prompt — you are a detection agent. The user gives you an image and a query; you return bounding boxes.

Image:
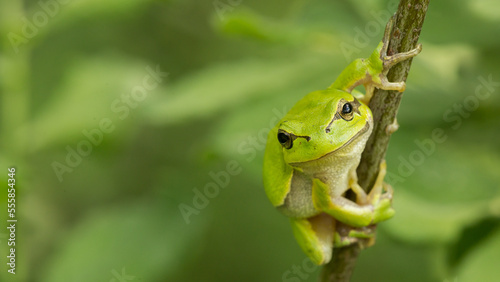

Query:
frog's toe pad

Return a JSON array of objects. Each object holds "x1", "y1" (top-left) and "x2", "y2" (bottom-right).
[{"x1": 373, "y1": 199, "x2": 395, "y2": 223}]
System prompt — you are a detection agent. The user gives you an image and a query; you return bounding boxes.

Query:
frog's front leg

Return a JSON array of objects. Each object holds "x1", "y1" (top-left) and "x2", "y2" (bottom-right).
[
  {"x1": 312, "y1": 162, "x2": 395, "y2": 228},
  {"x1": 329, "y1": 15, "x2": 422, "y2": 105},
  {"x1": 312, "y1": 179, "x2": 373, "y2": 227}
]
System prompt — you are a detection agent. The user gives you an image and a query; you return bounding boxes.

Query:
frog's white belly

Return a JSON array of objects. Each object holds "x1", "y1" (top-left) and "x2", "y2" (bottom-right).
[{"x1": 278, "y1": 131, "x2": 370, "y2": 219}]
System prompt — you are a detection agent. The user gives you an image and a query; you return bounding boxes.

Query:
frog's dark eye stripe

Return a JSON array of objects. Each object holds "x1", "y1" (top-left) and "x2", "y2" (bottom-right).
[
  {"x1": 325, "y1": 112, "x2": 341, "y2": 133},
  {"x1": 350, "y1": 99, "x2": 362, "y2": 115},
  {"x1": 277, "y1": 129, "x2": 310, "y2": 149},
  {"x1": 325, "y1": 98, "x2": 362, "y2": 132}
]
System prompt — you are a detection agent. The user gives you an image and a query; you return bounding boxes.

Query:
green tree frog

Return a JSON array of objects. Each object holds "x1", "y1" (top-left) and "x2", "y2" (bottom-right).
[{"x1": 263, "y1": 19, "x2": 421, "y2": 265}]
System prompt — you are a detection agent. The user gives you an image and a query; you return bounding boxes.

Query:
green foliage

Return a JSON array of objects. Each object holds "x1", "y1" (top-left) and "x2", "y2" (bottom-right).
[
  {"x1": 0, "y1": 0, "x2": 499, "y2": 281},
  {"x1": 40, "y1": 200, "x2": 204, "y2": 282}
]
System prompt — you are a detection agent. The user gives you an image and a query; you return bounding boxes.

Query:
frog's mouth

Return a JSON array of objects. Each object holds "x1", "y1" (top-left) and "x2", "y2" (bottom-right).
[
  {"x1": 290, "y1": 121, "x2": 371, "y2": 166},
  {"x1": 320, "y1": 121, "x2": 371, "y2": 158}
]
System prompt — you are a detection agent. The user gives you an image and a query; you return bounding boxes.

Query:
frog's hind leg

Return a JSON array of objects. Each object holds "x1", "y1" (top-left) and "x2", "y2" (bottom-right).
[
  {"x1": 312, "y1": 170, "x2": 394, "y2": 227},
  {"x1": 290, "y1": 214, "x2": 335, "y2": 265}
]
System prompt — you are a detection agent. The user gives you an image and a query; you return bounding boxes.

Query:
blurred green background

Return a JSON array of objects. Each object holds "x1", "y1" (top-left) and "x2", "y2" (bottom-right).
[{"x1": 0, "y1": 0, "x2": 499, "y2": 281}]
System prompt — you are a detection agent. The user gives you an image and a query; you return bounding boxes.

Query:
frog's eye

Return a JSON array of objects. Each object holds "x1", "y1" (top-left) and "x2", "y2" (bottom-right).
[
  {"x1": 277, "y1": 130, "x2": 293, "y2": 149},
  {"x1": 342, "y1": 103, "x2": 352, "y2": 114},
  {"x1": 339, "y1": 102, "x2": 354, "y2": 121}
]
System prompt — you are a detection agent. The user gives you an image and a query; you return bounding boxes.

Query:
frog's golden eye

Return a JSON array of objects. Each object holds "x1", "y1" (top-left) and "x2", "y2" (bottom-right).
[
  {"x1": 339, "y1": 102, "x2": 354, "y2": 121},
  {"x1": 277, "y1": 130, "x2": 293, "y2": 149}
]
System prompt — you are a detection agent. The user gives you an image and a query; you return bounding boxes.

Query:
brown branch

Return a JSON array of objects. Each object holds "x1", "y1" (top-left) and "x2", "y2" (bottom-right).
[
  {"x1": 320, "y1": 243, "x2": 361, "y2": 282},
  {"x1": 357, "y1": 0, "x2": 430, "y2": 191},
  {"x1": 320, "y1": 0, "x2": 429, "y2": 281}
]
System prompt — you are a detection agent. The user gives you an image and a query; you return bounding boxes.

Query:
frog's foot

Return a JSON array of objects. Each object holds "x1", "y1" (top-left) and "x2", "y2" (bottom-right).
[
  {"x1": 380, "y1": 15, "x2": 422, "y2": 67},
  {"x1": 334, "y1": 222, "x2": 377, "y2": 249},
  {"x1": 290, "y1": 214, "x2": 335, "y2": 265},
  {"x1": 383, "y1": 45, "x2": 422, "y2": 73},
  {"x1": 376, "y1": 14, "x2": 422, "y2": 93},
  {"x1": 374, "y1": 43, "x2": 422, "y2": 94},
  {"x1": 367, "y1": 160, "x2": 395, "y2": 223},
  {"x1": 372, "y1": 184, "x2": 394, "y2": 224}
]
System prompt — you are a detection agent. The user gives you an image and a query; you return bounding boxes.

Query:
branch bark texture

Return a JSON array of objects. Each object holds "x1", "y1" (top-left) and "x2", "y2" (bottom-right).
[
  {"x1": 321, "y1": 0, "x2": 429, "y2": 281},
  {"x1": 357, "y1": 0, "x2": 430, "y2": 191}
]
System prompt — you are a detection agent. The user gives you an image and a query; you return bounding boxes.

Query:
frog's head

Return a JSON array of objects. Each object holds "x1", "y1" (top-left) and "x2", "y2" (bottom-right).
[{"x1": 277, "y1": 89, "x2": 373, "y2": 164}]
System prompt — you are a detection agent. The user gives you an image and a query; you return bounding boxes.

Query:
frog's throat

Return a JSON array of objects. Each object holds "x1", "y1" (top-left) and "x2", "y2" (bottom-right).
[{"x1": 289, "y1": 121, "x2": 371, "y2": 166}]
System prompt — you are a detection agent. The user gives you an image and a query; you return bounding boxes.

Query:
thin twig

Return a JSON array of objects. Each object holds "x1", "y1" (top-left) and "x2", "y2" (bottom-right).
[{"x1": 320, "y1": 0, "x2": 430, "y2": 281}]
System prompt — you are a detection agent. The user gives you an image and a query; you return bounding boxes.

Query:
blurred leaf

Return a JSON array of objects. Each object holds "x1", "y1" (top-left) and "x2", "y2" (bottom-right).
[
  {"x1": 383, "y1": 189, "x2": 495, "y2": 244},
  {"x1": 384, "y1": 131, "x2": 500, "y2": 244},
  {"x1": 212, "y1": 9, "x2": 299, "y2": 43},
  {"x1": 3, "y1": 0, "x2": 157, "y2": 50},
  {"x1": 349, "y1": 0, "x2": 393, "y2": 20},
  {"x1": 39, "y1": 0, "x2": 153, "y2": 33},
  {"x1": 41, "y1": 200, "x2": 204, "y2": 282},
  {"x1": 447, "y1": 217, "x2": 500, "y2": 269},
  {"x1": 388, "y1": 132, "x2": 500, "y2": 204},
  {"x1": 467, "y1": 0, "x2": 500, "y2": 21},
  {"x1": 146, "y1": 54, "x2": 333, "y2": 126},
  {"x1": 424, "y1": 1, "x2": 500, "y2": 48},
  {"x1": 17, "y1": 55, "x2": 164, "y2": 151},
  {"x1": 456, "y1": 226, "x2": 500, "y2": 281},
  {"x1": 63, "y1": 0, "x2": 149, "y2": 17},
  {"x1": 412, "y1": 42, "x2": 477, "y2": 90}
]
